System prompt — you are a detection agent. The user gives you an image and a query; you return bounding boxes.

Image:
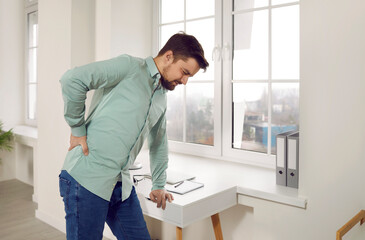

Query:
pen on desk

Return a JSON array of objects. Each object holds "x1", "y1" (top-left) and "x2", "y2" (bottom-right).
[{"x1": 174, "y1": 181, "x2": 184, "y2": 188}]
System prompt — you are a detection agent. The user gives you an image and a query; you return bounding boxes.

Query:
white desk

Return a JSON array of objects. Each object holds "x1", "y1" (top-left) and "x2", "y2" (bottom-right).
[
  {"x1": 132, "y1": 152, "x2": 237, "y2": 239},
  {"x1": 134, "y1": 179, "x2": 236, "y2": 239},
  {"x1": 132, "y1": 150, "x2": 307, "y2": 239}
]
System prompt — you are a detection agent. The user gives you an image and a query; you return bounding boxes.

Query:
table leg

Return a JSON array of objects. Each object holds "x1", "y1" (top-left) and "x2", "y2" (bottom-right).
[
  {"x1": 211, "y1": 213, "x2": 224, "y2": 240},
  {"x1": 176, "y1": 226, "x2": 182, "y2": 240}
]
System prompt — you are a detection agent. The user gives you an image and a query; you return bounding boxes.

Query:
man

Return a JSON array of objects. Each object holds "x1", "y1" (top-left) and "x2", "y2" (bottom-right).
[{"x1": 59, "y1": 32, "x2": 209, "y2": 240}]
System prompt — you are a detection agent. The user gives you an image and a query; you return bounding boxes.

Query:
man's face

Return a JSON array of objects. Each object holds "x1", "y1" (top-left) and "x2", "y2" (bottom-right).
[{"x1": 160, "y1": 57, "x2": 200, "y2": 91}]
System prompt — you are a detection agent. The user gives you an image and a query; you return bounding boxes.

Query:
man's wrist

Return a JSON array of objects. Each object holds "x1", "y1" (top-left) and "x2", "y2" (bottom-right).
[
  {"x1": 151, "y1": 185, "x2": 165, "y2": 191},
  {"x1": 71, "y1": 125, "x2": 86, "y2": 137}
]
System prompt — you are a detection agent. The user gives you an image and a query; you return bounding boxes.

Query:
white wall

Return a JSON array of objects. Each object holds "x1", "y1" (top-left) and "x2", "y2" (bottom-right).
[
  {"x1": 34, "y1": 0, "x2": 154, "y2": 237},
  {"x1": 0, "y1": 0, "x2": 24, "y2": 181},
  {"x1": 33, "y1": 0, "x2": 365, "y2": 240},
  {"x1": 36, "y1": 0, "x2": 73, "y2": 226},
  {"x1": 298, "y1": 0, "x2": 365, "y2": 239},
  {"x1": 110, "y1": 0, "x2": 152, "y2": 58},
  {"x1": 95, "y1": 0, "x2": 111, "y2": 61},
  {"x1": 36, "y1": 0, "x2": 98, "y2": 228}
]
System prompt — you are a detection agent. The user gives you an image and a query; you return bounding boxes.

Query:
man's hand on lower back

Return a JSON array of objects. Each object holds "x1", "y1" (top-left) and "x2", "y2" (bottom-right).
[
  {"x1": 69, "y1": 134, "x2": 89, "y2": 156},
  {"x1": 149, "y1": 189, "x2": 174, "y2": 210}
]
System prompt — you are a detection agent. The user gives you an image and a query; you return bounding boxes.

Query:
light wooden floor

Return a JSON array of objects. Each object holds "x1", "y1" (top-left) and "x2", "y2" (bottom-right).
[{"x1": 0, "y1": 179, "x2": 66, "y2": 240}]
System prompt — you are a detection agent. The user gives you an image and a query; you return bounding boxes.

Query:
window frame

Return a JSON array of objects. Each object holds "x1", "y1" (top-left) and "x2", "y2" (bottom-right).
[
  {"x1": 24, "y1": 1, "x2": 38, "y2": 126},
  {"x1": 153, "y1": 0, "x2": 300, "y2": 168},
  {"x1": 153, "y1": 0, "x2": 223, "y2": 158},
  {"x1": 223, "y1": 1, "x2": 300, "y2": 168}
]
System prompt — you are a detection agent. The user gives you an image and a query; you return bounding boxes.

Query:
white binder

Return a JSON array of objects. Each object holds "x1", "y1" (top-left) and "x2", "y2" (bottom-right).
[
  {"x1": 287, "y1": 132, "x2": 299, "y2": 188},
  {"x1": 276, "y1": 130, "x2": 297, "y2": 186}
]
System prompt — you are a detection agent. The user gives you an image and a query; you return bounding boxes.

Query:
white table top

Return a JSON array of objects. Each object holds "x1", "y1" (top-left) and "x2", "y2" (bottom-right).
[{"x1": 132, "y1": 150, "x2": 307, "y2": 227}]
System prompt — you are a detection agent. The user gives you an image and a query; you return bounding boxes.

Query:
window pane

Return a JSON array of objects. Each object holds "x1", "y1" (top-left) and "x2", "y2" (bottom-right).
[
  {"x1": 186, "y1": 18, "x2": 214, "y2": 81},
  {"x1": 28, "y1": 11, "x2": 38, "y2": 47},
  {"x1": 271, "y1": 83, "x2": 299, "y2": 154},
  {"x1": 233, "y1": 10, "x2": 268, "y2": 80},
  {"x1": 28, "y1": 84, "x2": 37, "y2": 120},
  {"x1": 166, "y1": 86, "x2": 184, "y2": 142},
  {"x1": 186, "y1": 84, "x2": 214, "y2": 145},
  {"x1": 234, "y1": 0, "x2": 268, "y2": 11},
  {"x1": 28, "y1": 48, "x2": 37, "y2": 83},
  {"x1": 161, "y1": 0, "x2": 184, "y2": 24},
  {"x1": 272, "y1": 0, "x2": 298, "y2": 6},
  {"x1": 186, "y1": 0, "x2": 214, "y2": 19},
  {"x1": 233, "y1": 83, "x2": 268, "y2": 153},
  {"x1": 160, "y1": 23, "x2": 184, "y2": 49},
  {"x1": 272, "y1": 5, "x2": 299, "y2": 79}
]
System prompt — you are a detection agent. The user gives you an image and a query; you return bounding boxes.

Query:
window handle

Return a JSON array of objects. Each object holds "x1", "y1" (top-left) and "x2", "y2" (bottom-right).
[
  {"x1": 212, "y1": 44, "x2": 222, "y2": 62},
  {"x1": 222, "y1": 42, "x2": 230, "y2": 61}
]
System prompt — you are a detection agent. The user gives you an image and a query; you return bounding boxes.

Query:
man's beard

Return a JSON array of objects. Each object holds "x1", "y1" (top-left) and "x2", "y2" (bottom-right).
[{"x1": 160, "y1": 75, "x2": 177, "y2": 91}]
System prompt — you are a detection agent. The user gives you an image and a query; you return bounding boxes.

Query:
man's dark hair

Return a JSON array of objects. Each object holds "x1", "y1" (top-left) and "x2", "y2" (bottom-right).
[{"x1": 158, "y1": 32, "x2": 209, "y2": 71}]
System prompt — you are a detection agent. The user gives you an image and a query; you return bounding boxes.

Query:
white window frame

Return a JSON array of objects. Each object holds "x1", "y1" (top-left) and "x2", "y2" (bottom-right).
[
  {"x1": 153, "y1": 0, "x2": 300, "y2": 168},
  {"x1": 152, "y1": 0, "x2": 223, "y2": 158},
  {"x1": 25, "y1": 1, "x2": 38, "y2": 126},
  {"x1": 223, "y1": 1, "x2": 300, "y2": 168}
]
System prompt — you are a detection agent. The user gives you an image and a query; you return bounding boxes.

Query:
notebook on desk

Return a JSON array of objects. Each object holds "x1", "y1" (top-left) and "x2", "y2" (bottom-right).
[
  {"x1": 165, "y1": 180, "x2": 204, "y2": 195},
  {"x1": 143, "y1": 169, "x2": 196, "y2": 185}
]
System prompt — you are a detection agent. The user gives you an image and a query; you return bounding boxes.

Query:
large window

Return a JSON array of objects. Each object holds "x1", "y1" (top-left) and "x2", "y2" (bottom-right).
[
  {"x1": 25, "y1": 1, "x2": 38, "y2": 126},
  {"x1": 155, "y1": 0, "x2": 299, "y2": 167},
  {"x1": 157, "y1": 0, "x2": 222, "y2": 156}
]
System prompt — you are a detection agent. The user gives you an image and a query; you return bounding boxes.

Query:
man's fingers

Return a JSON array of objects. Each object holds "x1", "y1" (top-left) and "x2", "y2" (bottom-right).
[
  {"x1": 149, "y1": 193, "x2": 158, "y2": 203},
  {"x1": 81, "y1": 142, "x2": 89, "y2": 156},
  {"x1": 156, "y1": 195, "x2": 162, "y2": 208},
  {"x1": 166, "y1": 193, "x2": 173, "y2": 203},
  {"x1": 149, "y1": 190, "x2": 174, "y2": 210},
  {"x1": 68, "y1": 134, "x2": 88, "y2": 155},
  {"x1": 161, "y1": 195, "x2": 167, "y2": 210},
  {"x1": 149, "y1": 193, "x2": 155, "y2": 202}
]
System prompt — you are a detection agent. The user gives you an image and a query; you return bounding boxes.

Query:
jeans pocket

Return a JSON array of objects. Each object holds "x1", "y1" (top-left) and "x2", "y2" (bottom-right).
[{"x1": 59, "y1": 176, "x2": 71, "y2": 210}]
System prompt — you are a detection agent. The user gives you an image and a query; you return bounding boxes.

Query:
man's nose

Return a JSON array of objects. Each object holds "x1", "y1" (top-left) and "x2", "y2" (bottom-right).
[{"x1": 181, "y1": 76, "x2": 189, "y2": 85}]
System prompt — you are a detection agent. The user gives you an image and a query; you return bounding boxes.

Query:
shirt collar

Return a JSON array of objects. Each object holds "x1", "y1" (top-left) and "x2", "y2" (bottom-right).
[
  {"x1": 145, "y1": 56, "x2": 160, "y2": 81},
  {"x1": 145, "y1": 56, "x2": 167, "y2": 93}
]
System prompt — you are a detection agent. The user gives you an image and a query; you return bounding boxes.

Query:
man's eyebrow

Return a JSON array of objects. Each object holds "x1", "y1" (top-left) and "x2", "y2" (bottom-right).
[{"x1": 183, "y1": 68, "x2": 191, "y2": 76}]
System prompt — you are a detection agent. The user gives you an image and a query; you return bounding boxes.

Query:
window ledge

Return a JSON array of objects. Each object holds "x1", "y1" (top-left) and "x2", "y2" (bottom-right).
[
  {"x1": 11, "y1": 125, "x2": 38, "y2": 147},
  {"x1": 237, "y1": 185, "x2": 307, "y2": 209},
  {"x1": 136, "y1": 150, "x2": 307, "y2": 209}
]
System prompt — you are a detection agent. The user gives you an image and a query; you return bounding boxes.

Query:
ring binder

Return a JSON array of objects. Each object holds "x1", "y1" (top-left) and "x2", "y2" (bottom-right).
[
  {"x1": 287, "y1": 132, "x2": 299, "y2": 188},
  {"x1": 276, "y1": 130, "x2": 297, "y2": 186}
]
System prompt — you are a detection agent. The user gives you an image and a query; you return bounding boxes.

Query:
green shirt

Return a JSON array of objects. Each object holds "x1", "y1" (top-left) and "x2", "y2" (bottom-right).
[{"x1": 60, "y1": 55, "x2": 168, "y2": 201}]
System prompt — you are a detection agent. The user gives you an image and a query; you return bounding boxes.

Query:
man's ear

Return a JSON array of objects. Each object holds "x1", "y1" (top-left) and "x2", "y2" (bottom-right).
[{"x1": 165, "y1": 50, "x2": 174, "y2": 64}]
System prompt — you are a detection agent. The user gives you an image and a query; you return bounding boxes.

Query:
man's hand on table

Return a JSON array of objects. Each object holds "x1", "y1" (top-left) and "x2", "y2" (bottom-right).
[{"x1": 149, "y1": 189, "x2": 174, "y2": 210}]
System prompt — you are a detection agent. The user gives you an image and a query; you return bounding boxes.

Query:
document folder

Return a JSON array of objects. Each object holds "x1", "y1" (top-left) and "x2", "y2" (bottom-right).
[
  {"x1": 276, "y1": 130, "x2": 297, "y2": 186},
  {"x1": 287, "y1": 132, "x2": 299, "y2": 188}
]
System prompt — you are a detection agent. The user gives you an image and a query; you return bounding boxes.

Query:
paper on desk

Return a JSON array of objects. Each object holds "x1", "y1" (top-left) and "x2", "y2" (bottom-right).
[{"x1": 165, "y1": 181, "x2": 204, "y2": 195}]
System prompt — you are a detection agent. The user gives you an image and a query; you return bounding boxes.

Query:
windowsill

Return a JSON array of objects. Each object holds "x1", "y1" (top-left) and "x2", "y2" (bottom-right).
[
  {"x1": 136, "y1": 150, "x2": 307, "y2": 209},
  {"x1": 10, "y1": 125, "x2": 38, "y2": 147}
]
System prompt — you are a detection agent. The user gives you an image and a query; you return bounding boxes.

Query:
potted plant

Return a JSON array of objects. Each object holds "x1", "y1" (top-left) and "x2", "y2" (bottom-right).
[{"x1": 0, "y1": 120, "x2": 14, "y2": 163}]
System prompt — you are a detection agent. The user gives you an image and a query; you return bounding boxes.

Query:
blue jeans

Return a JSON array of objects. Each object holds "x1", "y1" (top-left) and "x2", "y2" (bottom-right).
[{"x1": 59, "y1": 170, "x2": 151, "y2": 240}]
